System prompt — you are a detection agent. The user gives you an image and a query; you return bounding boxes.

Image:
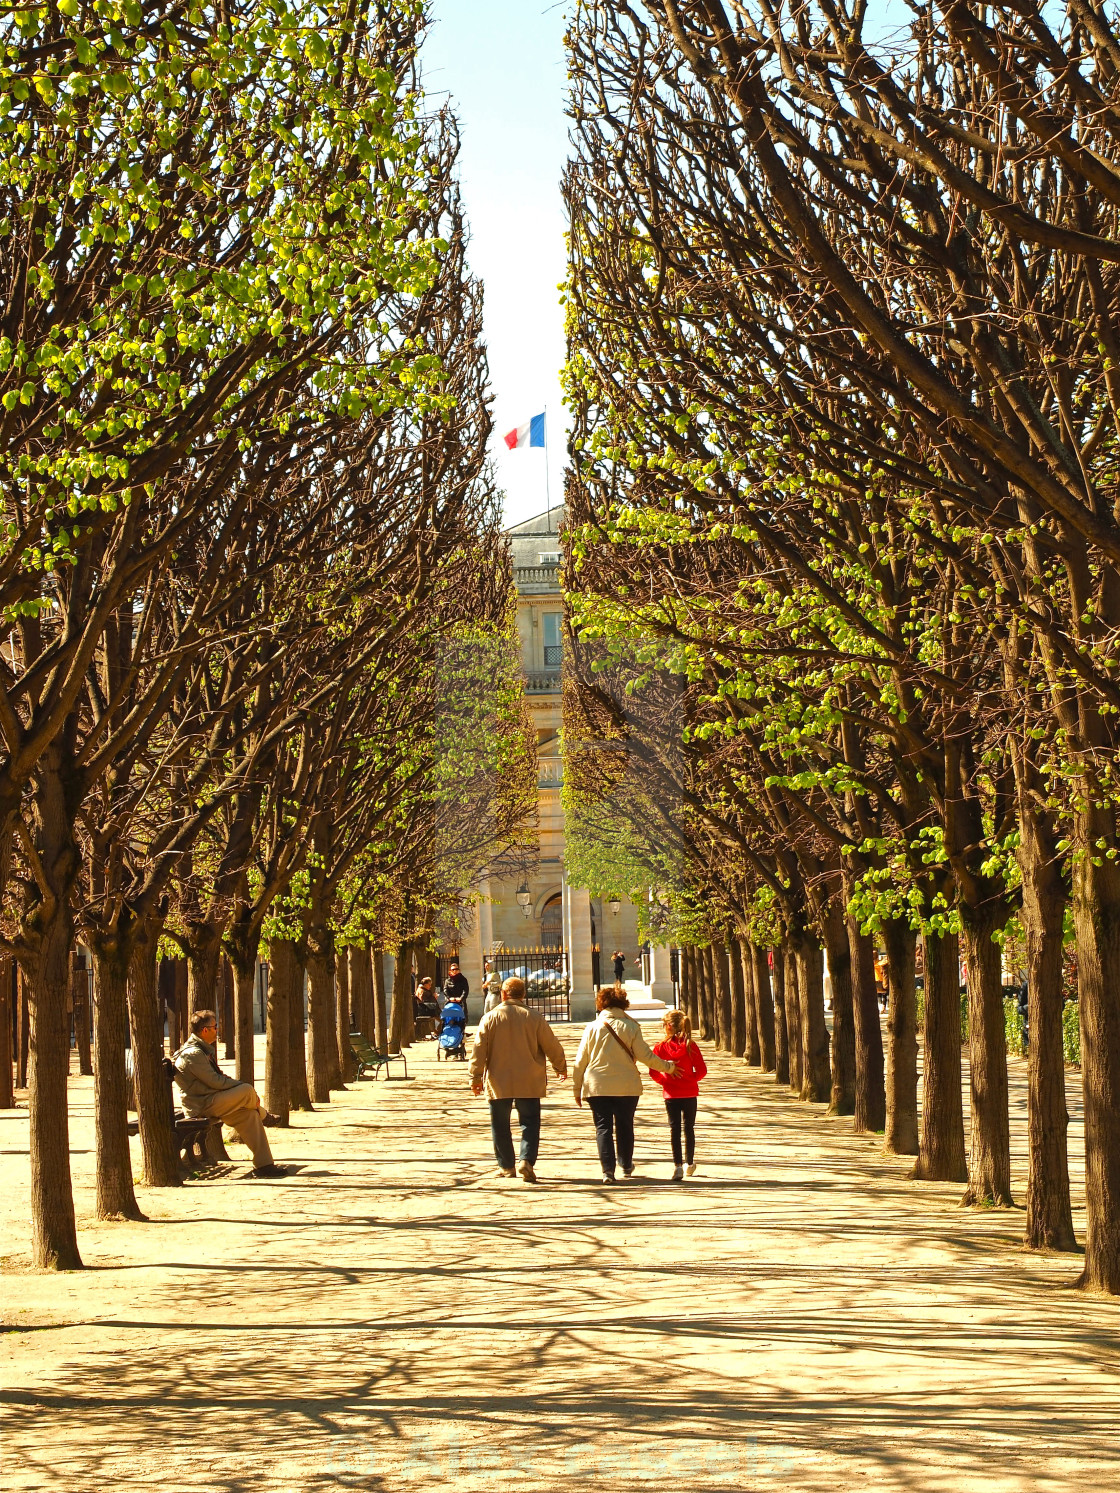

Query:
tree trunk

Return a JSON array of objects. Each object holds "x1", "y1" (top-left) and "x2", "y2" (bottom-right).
[
  {"x1": 682, "y1": 946, "x2": 699, "y2": 1031},
  {"x1": 959, "y1": 907, "x2": 1014, "y2": 1207},
  {"x1": 161, "y1": 959, "x2": 180, "y2": 1051},
  {"x1": 231, "y1": 954, "x2": 255, "y2": 1088},
  {"x1": 713, "y1": 939, "x2": 733, "y2": 1051},
  {"x1": 90, "y1": 943, "x2": 145, "y2": 1221},
  {"x1": 750, "y1": 943, "x2": 776, "y2": 1073},
  {"x1": 389, "y1": 941, "x2": 414, "y2": 1054},
  {"x1": 128, "y1": 935, "x2": 181, "y2": 1189},
  {"x1": 1072, "y1": 806, "x2": 1120, "y2": 1293},
  {"x1": 186, "y1": 925, "x2": 223, "y2": 1016},
  {"x1": 784, "y1": 939, "x2": 802, "y2": 1094},
  {"x1": 221, "y1": 957, "x2": 236, "y2": 1061},
  {"x1": 822, "y1": 908, "x2": 856, "y2": 1116},
  {"x1": 883, "y1": 918, "x2": 919, "y2": 1155},
  {"x1": 1017, "y1": 803, "x2": 1075, "y2": 1251},
  {"x1": 288, "y1": 957, "x2": 313, "y2": 1112},
  {"x1": 914, "y1": 931, "x2": 967, "y2": 1183},
  {"x1": 700, "y1": 945, "x2": 717, "y2": 1040},
  {"x1": 17, "y1": 965, "x2": 30, "y2": 1087},
  {"x1": 735, "y1": 938, "x2": 757, "y2": 1063},
  {"x1": 728, "y1": 936, "x2": 746, "y2": 1057},
  {"x1": 174, "y1": 958, "x2": 188, "y2": 1047},
  {"x1": 265, "y1": 940, "x2": 295, "y2": 1125},
  {"x1": 72, "y1": 955, "x2": 92, "y2": 1077},
  {"x1": 847, "y1": 920, "x2": 886, "y2": 1134},
  {"x1": 305, "y1": 942, "x2": 336, "y2": 1104},
  {"x1": 372, "y1": 948, "x2": 388, "y2": 1052},
  {"x1": 337, "y1": 950, "x2": 355, "y2": 1082},
  {"x1": 24, "y1": 865, "x2": 83, "y2": 1260},
  {"x1": 0, "y1": 956, "x2": 13, "y2": 1108},
  {"x1": 349, "y1": 945, "x2": 372, "y2": 1041},
  {"x1": 794, "y1": 937, "x2": 830, "y2": 1103}
]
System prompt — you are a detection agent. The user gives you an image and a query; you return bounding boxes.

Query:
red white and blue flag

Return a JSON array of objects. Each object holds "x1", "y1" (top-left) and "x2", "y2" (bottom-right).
[{"x1": 503, "y1": 411, "x2": 546, "y2": 450}]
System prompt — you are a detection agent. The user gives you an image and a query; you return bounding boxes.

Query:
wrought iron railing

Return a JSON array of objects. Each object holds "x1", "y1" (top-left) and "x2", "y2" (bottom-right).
[{"x1": 543, "y1": 644, "x2": 563, "y2": 667}]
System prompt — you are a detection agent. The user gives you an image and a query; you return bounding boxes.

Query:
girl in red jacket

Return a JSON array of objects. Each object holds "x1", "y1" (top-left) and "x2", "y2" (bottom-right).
[{"x1": 650, "y1": 1009, "x2": 708, "y2": 1181}]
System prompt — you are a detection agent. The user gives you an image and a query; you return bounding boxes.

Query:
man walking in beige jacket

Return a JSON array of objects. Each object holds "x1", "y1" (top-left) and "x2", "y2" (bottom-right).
[{"x1": 469, "y1": 977, "x2": 568, "y2": 1182}]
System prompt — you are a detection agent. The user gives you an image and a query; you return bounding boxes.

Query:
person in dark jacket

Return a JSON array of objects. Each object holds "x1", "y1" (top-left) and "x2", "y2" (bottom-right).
[
  {"x1": 612, "y1": 950, "x2": 626, "y2": 982},
  {"x1": 443, "y1": 961, "x2": 469, "y2": 1020}
]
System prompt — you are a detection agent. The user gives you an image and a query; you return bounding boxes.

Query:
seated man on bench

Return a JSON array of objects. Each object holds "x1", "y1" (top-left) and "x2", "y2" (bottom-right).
[{"x1": 173, "y1": 1009, "x2": 288, "y2": 1178}]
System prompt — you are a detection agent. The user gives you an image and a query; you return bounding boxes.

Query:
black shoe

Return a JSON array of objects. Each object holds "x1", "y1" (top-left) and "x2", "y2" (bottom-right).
[{"x1": 250, "y1": 1163, "x2": 289, "y2": 1179}]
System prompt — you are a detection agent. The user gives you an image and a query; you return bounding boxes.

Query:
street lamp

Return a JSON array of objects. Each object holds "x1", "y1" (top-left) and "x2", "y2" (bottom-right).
[
  {"x1": 521, "y1": 902, "x2": 534, "y2": 919},
  {"x1": 607, "y1": 897, "x2": 621, "y2": 916},
  {"x1": 516, "y1": 882, "x2": 533, "y2": 918}
]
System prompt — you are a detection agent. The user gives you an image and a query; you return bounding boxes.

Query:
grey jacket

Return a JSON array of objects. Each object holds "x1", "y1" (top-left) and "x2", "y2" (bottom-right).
[{"x1": 173, "y1": 1035, "x2": 241, "y2": 1114}]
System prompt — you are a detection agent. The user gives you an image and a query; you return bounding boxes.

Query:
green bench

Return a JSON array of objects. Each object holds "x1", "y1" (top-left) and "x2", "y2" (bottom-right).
[{"x1": 350, "y1": 1031, "x2": 408, "y2": 1081}]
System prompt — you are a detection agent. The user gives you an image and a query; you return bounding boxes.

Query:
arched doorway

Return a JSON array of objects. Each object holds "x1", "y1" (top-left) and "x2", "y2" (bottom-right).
[{"x1": 540, "y1": 894, "x2": 563, "y2": 951}]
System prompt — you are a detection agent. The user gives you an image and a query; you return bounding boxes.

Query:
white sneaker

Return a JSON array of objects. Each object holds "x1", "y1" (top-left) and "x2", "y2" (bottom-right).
[
  {"x1": 686, "y1": 1162, "x2": 697, "y2": 1176},
  {"x1": 671, "y1": 1165, "x2": 684, "y2": 1182},
  {"x1": 517, "y1": 1161, "x2": 537, "y2": 1183},
  {"x1": 601, "y1": 1172, "x2": 616, "y2": 1184}
]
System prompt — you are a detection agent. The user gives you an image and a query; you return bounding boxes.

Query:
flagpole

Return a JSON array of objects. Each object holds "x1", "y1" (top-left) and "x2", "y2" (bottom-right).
[{"x1": 544, "y1": 404, "x2": 552, "y2": 531}]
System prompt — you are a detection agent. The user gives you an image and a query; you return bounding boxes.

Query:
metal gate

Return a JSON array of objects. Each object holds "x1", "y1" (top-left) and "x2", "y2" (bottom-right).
[{"x1": 490, "y1": 945, "x2": 570, "y2": 1022}]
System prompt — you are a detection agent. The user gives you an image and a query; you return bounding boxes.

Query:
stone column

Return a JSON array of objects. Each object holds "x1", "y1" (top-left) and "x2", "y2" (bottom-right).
[
  {"x1": 566, "y1": 877, "x2": 596, "y2": 1022},
  {"x1": 460, "y1": 899, "x2": 484, "y2": 1000},
  {"x1": 479, "y1": 875, "x2": 495, "y2": 957},
  {"x1": 649, "y1": 944, "x2": 674, "y2": 1007}
]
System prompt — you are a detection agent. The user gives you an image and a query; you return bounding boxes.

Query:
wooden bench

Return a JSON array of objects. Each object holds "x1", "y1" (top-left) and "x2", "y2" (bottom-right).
[
  {"x1": 127, "y1": 1112, "x2": 230, "y2": 1168},
  {"x1": 349, "y1": 1031, "x2": 408, "y2": 1080},
  {"x1": 126, "y1": 1056, "x2": 232, "y2": 1170}
]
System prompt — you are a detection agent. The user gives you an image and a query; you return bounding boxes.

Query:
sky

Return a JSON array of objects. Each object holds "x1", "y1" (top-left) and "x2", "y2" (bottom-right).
[
  {"x1": 419, "y1": 2, "x2": 914, "y2": 533},
  {"x1": 422, "y1": 2, "x2": 571, "y2": 531}
]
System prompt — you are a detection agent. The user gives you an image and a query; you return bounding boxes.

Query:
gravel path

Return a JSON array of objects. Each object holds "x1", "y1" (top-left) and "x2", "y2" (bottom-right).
[{"x1": 2, "y1": 1027, "x2": 1117, "y2": 1492}]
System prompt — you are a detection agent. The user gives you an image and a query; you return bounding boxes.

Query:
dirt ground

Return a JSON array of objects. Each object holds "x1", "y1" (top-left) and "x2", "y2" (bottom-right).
[{"x1": 1, "y1": 1025, "x2": 1117, "y2": 1493}]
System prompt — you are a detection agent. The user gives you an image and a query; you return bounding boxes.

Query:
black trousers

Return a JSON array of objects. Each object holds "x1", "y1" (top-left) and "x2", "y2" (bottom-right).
[
  {"x1": 587, "y1": 1095, "x2": 639, "y2": 1175},
  {"x1": 665, "y1": 1097, "x2": 697, "y2": 1165}
]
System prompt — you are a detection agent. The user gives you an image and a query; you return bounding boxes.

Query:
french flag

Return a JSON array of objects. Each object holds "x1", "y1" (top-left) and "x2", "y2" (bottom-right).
[{"x1": 503, "y1": 412, "x2": 546, "y2": 450}]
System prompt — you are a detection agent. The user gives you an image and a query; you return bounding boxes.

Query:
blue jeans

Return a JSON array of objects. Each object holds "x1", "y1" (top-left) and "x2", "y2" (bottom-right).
[
  {"x1": 489, "y1": 1098, "x2": 541, "y2": 1170},
  {"x1": 588, "y1": 1095, "x2": 639, "y2": 1176}
]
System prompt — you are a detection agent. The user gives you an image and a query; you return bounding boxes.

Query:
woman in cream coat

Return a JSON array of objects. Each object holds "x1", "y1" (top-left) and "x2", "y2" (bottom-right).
[{"x1": 571, "y1": 986, "x2": 676, "y2": 1183}]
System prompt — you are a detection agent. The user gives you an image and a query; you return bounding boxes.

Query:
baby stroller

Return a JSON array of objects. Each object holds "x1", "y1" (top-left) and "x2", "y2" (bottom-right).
[{"x1": 436, "y1": 998, "x2": 468, "y2": 1061}]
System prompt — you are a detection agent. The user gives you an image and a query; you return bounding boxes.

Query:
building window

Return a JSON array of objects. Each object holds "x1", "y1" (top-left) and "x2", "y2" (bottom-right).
[
  {"x1": 543, "y1": 611, "x2": 562, "y2": 669},
  {"x1": 538, "y1": 551, "x2": 561, "y2": 564}
]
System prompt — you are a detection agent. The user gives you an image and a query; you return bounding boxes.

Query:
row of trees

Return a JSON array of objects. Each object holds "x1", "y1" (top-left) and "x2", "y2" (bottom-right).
[
  {"x1": 561, "y1": 1, "x2": 1120, "y2": 1293},
  {"x1": 1, "y1": 3, "x2": 535, "y2": 1269}
]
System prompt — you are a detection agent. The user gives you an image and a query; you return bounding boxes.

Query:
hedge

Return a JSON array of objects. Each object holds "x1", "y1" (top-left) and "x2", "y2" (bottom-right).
[
  {"x1": 1004, "y1": 997, "x2": 1026, "y2": 1057},
  {"x1": 1063, "y1": 1000, "x2": 1081, "y2": 1066}
]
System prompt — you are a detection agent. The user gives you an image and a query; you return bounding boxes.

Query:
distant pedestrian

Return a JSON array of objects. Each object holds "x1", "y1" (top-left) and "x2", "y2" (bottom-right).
[
  {"x1": 469, "y1": 977, "x2": 568, "y2": 1182},
  {"x1": 483, "y1": 960, "x2": 503, "y2": 1013},
  {"x1": 650, "y1": 1009, "x2": 708, "y2": 1180},
  {"x1": 571, "y1": 986, "x2": 676, "y2": 1184}
]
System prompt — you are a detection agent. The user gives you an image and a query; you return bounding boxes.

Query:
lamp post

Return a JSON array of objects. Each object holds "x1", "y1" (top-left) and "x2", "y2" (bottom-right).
[
  {"x1": 608, "y1": 897, "x2": 621, "y2": 916},
  {"x1": 516, "y1": 882, "x2": 533, "y2": 920}
]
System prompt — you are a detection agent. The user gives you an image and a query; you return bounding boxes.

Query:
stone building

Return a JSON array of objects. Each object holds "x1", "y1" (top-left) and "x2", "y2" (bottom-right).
[{"x1": 454, "y1": 507, "x2": 671, "y2": 1021}]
